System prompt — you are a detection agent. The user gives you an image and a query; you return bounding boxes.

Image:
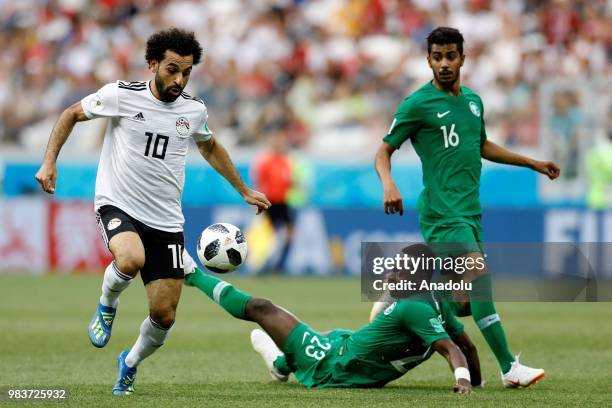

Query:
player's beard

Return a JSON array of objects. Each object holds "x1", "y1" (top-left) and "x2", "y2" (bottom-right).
[
  {"x1": 154, "y1": 72, "x2": 182, "y2": 102},
  {"x1": 436, "y1": 70, "x2": 459, "y2": 88}
]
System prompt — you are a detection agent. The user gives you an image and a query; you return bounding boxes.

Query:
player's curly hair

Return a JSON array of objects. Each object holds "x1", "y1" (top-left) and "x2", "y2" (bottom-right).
[
  {"x1": 145, "y1": 28, "x2": 203, "y2": 65},
  {"x1": 426, "y1": 27, "x2": 464, "y2": 55}
]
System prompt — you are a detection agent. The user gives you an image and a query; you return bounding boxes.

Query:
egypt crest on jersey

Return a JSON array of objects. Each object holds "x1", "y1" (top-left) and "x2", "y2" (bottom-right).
[{"x1": 81, "y1": 80, "x2": 213, "y2": 232}]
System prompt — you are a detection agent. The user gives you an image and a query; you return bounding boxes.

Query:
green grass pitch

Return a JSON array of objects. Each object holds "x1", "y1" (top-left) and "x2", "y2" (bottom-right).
[{"x1": 1, "y1": 274, "x2": 611, "y2": 407}]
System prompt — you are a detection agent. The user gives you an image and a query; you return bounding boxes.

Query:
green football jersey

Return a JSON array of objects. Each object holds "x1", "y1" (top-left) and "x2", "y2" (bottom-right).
[
  {"x1": 383, "y1": 82, "x2": 487, "y2": 218},
  {"x1": 327, "y1": 296, "x2": 464, "y2": 387}
]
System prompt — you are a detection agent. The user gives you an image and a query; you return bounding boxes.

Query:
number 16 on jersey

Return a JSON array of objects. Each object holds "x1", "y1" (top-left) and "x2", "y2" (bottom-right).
[{"x1": 440, "y1": 124, "x2": 459, "y2": 148}]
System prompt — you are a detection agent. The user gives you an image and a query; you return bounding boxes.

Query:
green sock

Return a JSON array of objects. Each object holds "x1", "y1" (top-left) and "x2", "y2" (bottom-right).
[
  {"x1": 273, "y1": 355, "x2": 294, "y2": 375},
  {"x1": 186, "y1": 268, "x2": 251, "y2": 320},
  {"x1": 470, "y1": 274, "x2": 515, "y2": 373}
]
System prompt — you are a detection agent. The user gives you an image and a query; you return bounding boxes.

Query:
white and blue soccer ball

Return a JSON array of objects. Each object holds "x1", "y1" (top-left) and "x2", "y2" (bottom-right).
[{"x1": 196, "y1": 223, "x2": 247, "y2": 273}]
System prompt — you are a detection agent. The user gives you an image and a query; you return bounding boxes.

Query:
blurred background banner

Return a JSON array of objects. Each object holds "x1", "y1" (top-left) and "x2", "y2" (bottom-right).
[
  {"x1": 3, "y1": 161, "x2": 542, "y2": 206},
  {"x1": 2, "y1": 197, "x2": 611, "y2": 275},
  {"x1": 0, "y1": 0, "x2": 610, "y2": 274}
]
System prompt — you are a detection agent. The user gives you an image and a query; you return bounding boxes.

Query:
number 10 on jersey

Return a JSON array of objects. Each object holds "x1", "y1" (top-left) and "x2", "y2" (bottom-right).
[
  {"x1": 440, "y1": 124, "x2": 459, "y2": 148},
  {"x1": 144, "y1": 132, "x2": 169, "y2": 159}
]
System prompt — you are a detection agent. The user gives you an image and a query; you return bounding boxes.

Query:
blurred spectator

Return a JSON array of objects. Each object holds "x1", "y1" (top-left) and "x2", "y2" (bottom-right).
[
  {"x1": 586, "y1": 116, "x2": 612, "y2": 209},
  {"x1": 550, "y1": 90, "x2": 582, "y2": 179},
  {"x1": 0, "y1": 0, "x2": 609, "y2": 156}
]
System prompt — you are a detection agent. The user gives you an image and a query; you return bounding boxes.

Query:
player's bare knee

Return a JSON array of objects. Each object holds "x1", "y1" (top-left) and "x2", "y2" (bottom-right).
[
  {"x1": 109, "y1": 232, "x2": 145, "y2": 274},
  {"x1": 246, "y1": 298, "x2": 276, "y2": 319},
  {"x1": 149, "y1": 300, "x2": 177, "y2": 329},
  {"x1": 149, "y1": 308, "x2": 175, "y2": 329},
  {"x1": 114, "y1": 253, "x2": 145, "y2": 275}
]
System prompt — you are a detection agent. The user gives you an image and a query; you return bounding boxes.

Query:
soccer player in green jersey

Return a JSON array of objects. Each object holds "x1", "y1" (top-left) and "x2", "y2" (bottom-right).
[
  {"x1": 374, "y1": 27, "x2": 558, "y2": 388},
  {"x1": 183, "y1": 246, "x2": 480, "y2": 393}
]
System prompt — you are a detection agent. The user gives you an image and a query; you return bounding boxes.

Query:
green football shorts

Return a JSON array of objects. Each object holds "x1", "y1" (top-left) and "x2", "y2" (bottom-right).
[{"x1": 419, "y1": 214, "x2": 484, "y2": 256}]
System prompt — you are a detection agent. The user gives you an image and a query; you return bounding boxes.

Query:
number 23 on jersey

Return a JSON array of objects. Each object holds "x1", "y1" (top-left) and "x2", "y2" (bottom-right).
[{"x1": 302, "y1": 331, "x2": 331, "y2": 361}]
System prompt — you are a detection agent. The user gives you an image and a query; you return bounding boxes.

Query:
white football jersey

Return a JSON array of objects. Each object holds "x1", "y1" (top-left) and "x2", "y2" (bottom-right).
[{"x1": 81, "y1": 80, "x2": 212, "y2": 232}]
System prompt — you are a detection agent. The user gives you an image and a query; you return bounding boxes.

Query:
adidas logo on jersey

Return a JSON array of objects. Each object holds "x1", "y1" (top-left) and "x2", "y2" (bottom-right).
[{"x1": 133, "y1": 112, "x2": 146, "y2": 122}]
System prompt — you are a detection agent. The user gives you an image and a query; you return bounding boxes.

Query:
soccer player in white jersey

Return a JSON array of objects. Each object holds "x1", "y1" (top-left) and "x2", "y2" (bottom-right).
[{"x1": 34, "y1": 28, "x2": 271, "y2": 396}]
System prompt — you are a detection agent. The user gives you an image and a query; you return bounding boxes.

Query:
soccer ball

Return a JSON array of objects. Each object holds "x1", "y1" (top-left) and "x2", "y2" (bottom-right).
[{"x1": 196, "y1": 223, "x2": 247, "y2": 273}]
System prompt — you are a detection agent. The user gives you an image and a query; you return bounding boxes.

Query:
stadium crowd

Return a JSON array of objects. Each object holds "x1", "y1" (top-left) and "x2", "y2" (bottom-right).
[{"x1": 0, "y1": 0, "x2": 609, "y2": 154}]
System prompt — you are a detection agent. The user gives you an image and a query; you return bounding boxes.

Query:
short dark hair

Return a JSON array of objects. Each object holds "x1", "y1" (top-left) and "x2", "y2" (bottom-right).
[
  {"x1": 426, "y1": 27, "x2": 464, "y2": 54},
  {"x1": 145, "y1": 28, "x2": 203, "y2": 65}
]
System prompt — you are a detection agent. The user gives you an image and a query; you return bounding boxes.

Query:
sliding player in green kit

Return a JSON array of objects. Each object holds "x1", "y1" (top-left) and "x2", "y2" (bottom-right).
[
  {"x1": 374, "y1": 27, "x2": 559, "y2": 388},
  {"x1": 182, "y1": 246, "x2": 481, "y2": 393}
]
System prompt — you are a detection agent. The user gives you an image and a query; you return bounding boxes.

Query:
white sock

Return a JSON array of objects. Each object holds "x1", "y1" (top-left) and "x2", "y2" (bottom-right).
[
  {"x1": 125, "y1": 316, "x2": 173, "y2": 368},
  {"x1": 99, "y1": 262, "x2": 133, "y2": 308}
]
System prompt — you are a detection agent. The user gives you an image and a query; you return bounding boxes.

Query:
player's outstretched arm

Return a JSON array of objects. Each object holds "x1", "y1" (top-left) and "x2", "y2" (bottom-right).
[
  {"x1": 197, "y1": 138, "x2": 271, "y2": 214},
  {"x1": 35, "y1": 101, "x2": 90, "y2": 194},
  {"x1": 481, "y1": 139, "x2": 560, "y2": 180},
  {"x1": 375, "y1": 142, "x2": 404, "y2": 215},
  {"x1": 451, "y1": 331, "x2": 482, "y2": 387},
  {"x1": 432, "y1": 338, "x2": 473, "y2": 395}
]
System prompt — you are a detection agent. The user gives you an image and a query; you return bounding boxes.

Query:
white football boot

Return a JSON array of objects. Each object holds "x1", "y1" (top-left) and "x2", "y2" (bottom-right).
[
  {"x1": 250, "y1": 329, "x2": 288, "y2": 382},
  {"x1": 501, "y1": 355, "x2": 545, "y2": 388}
]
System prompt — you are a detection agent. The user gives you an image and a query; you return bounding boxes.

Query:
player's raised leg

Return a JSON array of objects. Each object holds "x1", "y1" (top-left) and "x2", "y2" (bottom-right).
[
  {"x1": 89, "y1": 230, "x2": 143, "y2": 348},
  {"x1": 113, "y1": 277, "x2": 182, "y2": 395},
  {"x1": 184, "y1": 252, "x2": 297, "y2": 380}
]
